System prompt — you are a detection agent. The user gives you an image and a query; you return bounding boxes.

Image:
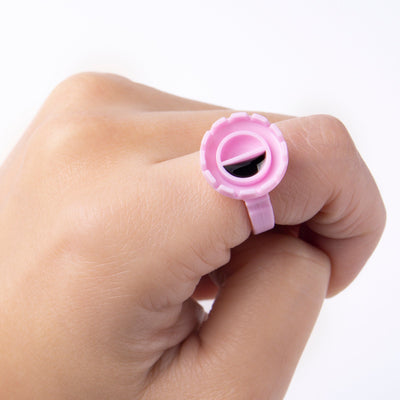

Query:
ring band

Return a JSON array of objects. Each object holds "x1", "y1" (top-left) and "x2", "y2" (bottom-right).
[
  {"x1": 245, "y1": 194, "x2": 275, "y2": 234},
  {"x1": 200, "y1": 112, "x2": 288, "y2": 234}
]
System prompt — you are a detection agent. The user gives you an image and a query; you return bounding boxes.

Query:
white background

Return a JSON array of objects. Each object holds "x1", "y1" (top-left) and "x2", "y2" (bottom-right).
[{"x1": 0, "y1": 0, "x2": 399, "y2": 398}]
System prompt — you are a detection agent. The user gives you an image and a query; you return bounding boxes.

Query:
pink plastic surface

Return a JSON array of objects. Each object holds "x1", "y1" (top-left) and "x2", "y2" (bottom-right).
[{"x1": 200, "y1": 112, "x2": 288, "y2": 234}]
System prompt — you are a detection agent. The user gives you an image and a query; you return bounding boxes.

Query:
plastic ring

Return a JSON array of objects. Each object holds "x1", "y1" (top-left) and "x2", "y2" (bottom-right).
[{"x1": 200, "y1": 112, "x2": 288, "y2": 234}]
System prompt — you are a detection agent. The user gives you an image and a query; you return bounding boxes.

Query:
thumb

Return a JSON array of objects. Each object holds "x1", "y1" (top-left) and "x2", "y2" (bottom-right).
[{"x1": 196, "y1": 233, "x2": 330, "y2": 399}]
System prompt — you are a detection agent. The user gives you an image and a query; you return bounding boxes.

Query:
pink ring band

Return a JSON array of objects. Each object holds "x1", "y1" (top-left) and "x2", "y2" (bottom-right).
[
  {"x1": 245, "y1": 194, "x2": 275, "y2": 234},
  {"x1": 200, "y1": 112, "x2": 288, "y2": 235}
]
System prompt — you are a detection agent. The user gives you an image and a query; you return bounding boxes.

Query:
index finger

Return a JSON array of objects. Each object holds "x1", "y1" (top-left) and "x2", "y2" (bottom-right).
[{"x1": 152, "y1": 114, "x2": 385, "y2": 297}]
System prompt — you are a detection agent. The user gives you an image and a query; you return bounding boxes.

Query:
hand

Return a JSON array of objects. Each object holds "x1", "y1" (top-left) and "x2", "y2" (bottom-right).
[{"x1": 0, "y1": 73, "x2": 385, "y2": 399}]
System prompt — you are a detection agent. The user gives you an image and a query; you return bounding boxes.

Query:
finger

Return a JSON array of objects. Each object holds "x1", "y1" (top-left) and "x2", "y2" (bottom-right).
[
  {"x1": 127, "y1": 110, "x2": 292, "y2": 162},
  {"x1": 150, "y1": 233, "x2": 330, "y2": 399},
  {"x1": 197, "y1": 233, "x2": 330, "y2": 399},
  {"x1": 272, "y1": 116, "x2": 386, "y2": 295},
  {"x1": 151, "y1": 114, "x2": 384, "y2": 298}
]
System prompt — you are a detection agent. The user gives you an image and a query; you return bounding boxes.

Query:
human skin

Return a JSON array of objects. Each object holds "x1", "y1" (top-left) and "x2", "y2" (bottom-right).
[{"x1": 0, "y1": 73, "x2": 385, "y2": 399}]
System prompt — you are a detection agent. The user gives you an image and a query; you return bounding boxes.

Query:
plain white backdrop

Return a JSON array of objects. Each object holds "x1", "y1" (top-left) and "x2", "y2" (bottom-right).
[{"x1": 0, "y1": 0, "x2": 399, "y2": 398}]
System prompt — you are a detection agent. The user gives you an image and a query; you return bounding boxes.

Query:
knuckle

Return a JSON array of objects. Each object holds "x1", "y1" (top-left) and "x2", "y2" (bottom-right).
[
  {"x1": 52, "y1": 72, "x2": 132, "y2": 103},
  {"x1": 312, "y1": 114, "x2": 354, "y2": 151},
  {"x1": 55, "y1": 72, "x2": 107, "y2": 99},
  {"x1": 35, "y1": 114, "x2": 105, "y2": 159},
  {"x1": 32, "y1": 73, "x2": 144, "y2": 163}
]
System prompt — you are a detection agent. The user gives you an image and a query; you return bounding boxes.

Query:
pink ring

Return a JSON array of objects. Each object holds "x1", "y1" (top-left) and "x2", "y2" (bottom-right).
[{"x1": 200, "y1": 112, "x2": 288, "y2": 234}]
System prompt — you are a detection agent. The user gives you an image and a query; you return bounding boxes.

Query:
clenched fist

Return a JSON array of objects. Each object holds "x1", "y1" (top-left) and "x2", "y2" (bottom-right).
[{"x1": 0, "y1": 73, "x2": 385, "y2": 399}]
